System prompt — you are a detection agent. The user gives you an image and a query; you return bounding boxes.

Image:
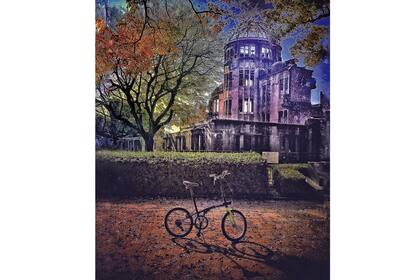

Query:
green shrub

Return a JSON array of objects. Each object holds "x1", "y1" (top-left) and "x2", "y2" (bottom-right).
[
  {"x1": 96, "y1": 150, "x2": 264, "y2": 164},
  {"x1": 277, "y1": 168, "x2": 306, "y2": 181},
  {"x1": 271, "y1": 164, "x2": 317, "y2": 197}
]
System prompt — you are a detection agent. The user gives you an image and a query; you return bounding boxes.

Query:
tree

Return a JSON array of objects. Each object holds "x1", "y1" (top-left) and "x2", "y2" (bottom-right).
[
  {"x1": 190, "y1": 0, "x2": 330, "y2": 67},
  {"x1": 264, "y1": 0, "x2": 330, "y2": 67},
  {"x1": 96, "y1": 104, "x2": 136, "y2": 148},
  {"x1": 96, "y1": 0, "x2": 222, "y2": 151},
  {"x1": 96, "y1": 0, "x2": 124, "y2": 29}
]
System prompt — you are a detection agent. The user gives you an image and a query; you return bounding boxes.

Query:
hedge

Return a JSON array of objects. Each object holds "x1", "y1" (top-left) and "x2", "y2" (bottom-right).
[
  {"x1": 272, "y1": 164, "x2": 320, "y2": 197},
  {"x1": 96, "y1": 151, "x2": 269, "y2": 199},
  {"x1": 96, "y1": 150, "x2": 265, "y2": 164}
]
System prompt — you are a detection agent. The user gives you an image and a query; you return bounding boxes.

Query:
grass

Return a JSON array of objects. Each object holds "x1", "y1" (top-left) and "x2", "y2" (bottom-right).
[
  {"x1": 271, "y1": 163, "x2": 309, "y2": 180},
  {"x1": 275, "y1": 163, "x2": 310, "y2": 171},
  {"x1": 96, "y1": 150, "x2": 265, "y2": 164},
  {"x1": 277, "y1": 168, "x2": 306, "y2": 180}
]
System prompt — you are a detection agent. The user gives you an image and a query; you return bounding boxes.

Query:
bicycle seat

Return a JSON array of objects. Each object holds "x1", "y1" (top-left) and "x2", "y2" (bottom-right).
[{"x1": 183, "y1": 180, "x2": 200, "y2": 189}]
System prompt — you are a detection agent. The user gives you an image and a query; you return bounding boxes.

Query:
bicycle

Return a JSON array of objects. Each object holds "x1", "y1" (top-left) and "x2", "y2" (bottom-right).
[{"x1": 164, "y1": 170, "x2": 247, "y2": 242}]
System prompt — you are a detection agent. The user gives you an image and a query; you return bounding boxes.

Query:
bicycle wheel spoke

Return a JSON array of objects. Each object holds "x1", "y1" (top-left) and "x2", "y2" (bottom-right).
[
  {"x1": 165, "y1": 208, "x2": 192, "y2": 237},
  {"x1": 222, "y1": 210, "x2": 247, "y2": 241}
]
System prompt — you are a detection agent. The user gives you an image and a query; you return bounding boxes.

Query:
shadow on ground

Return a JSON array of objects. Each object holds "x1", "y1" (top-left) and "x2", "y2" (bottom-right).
[
  {"x1": 172, "y1": 237, "x2": 329, "y2": 280},
  {"x1": 96, "y1": 199, "x2": 329, "y2": 280}
]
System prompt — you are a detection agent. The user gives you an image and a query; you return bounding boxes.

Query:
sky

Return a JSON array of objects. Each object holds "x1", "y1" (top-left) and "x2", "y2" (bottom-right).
[
  {"x1": 103, "y1": 0, "x2": 330, "y2": 104},
  {"x1": 281, "y1": 17, "x2": 330, "y2": 104}
]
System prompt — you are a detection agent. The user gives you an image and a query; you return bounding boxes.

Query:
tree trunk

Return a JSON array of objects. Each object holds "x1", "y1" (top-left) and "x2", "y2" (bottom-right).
[{"x1": 144, "y1": 133, "x2": 154, "y2": 151}]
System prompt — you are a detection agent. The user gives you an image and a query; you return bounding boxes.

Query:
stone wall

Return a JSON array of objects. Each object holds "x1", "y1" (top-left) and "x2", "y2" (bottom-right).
[{"x1": 164, "y1": 119, "x2": 322, "y2": 163}]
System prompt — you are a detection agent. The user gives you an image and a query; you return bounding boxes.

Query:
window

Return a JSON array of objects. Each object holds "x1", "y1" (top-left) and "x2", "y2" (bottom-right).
[
  {"x1": 234, "y1": 135, "x2": 240, "y2": 151},
  {"x1": 250, "y1": 45, "x2": 256, "y2": 56},
  {"x1": 261, "y1": 47, "x2": 271, "y2": 58},
  {"x1": 225, "y1": 72, "x2": 233, "y2": 90},
  {"x1": 285, "y1": 77, "x2": 289, "y2": 91},
  {"x1": 243, "y1": 99, "x2": 253, "y2": 113},
  {"x1": 243, "y1": 69, "x2": 254, "y2": 87},
  {"x1": 262, "y1": 84, "x2": 270, "y2": 106},
  {"x1": 289, "y1": 136, "x2": 296, "y2": 152},
  {"x1": 244, "y1": 70, "x2": 249, "y2": 86},
  {"x1": 224, "y1": 99, "x2": 232, "y2": 115},
  {"x1": 262, "y1": 85, "x2": 266, "y2": 105},
  {"x1": 279, "y1": 78, "x2": 283, "y2": 90},
  {"x1": 279, "y1": 110, "x2": 288, "y2": 122},
  {"x1": 213, "y1": 99, "x2": 219, "y2": 112},
  {"x1": 281, "y1": 136, "x2": 286, "y2": 150},
  {"x1": 243, "y1": 135, "x2": 251, "y2": 150},
  {"x1": 298, "y1": 75, "x2": 305, "y2": 86},
  {"x1": 240, "y1": 45, "x2": 251, "y2": 57},
  {"x1": 239, "y1": 62, "x2": 255, "y2": 87},
  {"x1": 239, "y1": 99, "x2": 243, "y2": 113},
  {"x1": 225, "y1": 48, "x2": 234, "y2": 61}
]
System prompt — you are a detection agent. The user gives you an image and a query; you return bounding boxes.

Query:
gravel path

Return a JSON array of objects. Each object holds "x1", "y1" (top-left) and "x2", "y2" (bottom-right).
[{"x1": 96, "y1": 199, "x2": 329, "y2": 280}]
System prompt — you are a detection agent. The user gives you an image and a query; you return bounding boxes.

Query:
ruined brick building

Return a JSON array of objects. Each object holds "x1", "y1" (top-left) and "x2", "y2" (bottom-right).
[{"x1": 163, "y1": 27, "x2": 329, "y2": 163}]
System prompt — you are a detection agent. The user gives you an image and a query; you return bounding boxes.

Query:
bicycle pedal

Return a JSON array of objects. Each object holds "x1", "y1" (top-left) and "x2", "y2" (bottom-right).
[{"x1": 196, "y1": 232, "x2": 201, "y2": 237}]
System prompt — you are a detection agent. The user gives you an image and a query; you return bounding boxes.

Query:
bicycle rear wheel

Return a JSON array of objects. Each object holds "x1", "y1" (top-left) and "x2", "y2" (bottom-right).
[
  {"x1": 164, "y1": 207, "x2": 193, "y2": 237},
  {"x1": 221, "y1": 209, "x2": 247, "y2": 242}
]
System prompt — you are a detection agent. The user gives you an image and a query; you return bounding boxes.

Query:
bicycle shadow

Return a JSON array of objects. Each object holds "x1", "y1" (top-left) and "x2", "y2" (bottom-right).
[{"x1": 171, "y1": 237, "x2": 329, "y2": 280}]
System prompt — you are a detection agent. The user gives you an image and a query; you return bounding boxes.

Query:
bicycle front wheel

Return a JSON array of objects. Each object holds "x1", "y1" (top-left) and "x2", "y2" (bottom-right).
[
  {"x1": 221, "y1": 209, "x2": 247, "y2": 242},
  {"x1": 164, "y1": 207, "x2": 193, "y2": 237}
]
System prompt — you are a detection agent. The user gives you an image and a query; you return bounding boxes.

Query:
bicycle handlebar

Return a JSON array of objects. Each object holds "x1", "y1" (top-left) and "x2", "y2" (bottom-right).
[
  {"x1": 208, "y1": 170, "x2": 234, "y2": 204},
  {"x1": 209, "y1": 170, "x2": 231, "y2": 180}
]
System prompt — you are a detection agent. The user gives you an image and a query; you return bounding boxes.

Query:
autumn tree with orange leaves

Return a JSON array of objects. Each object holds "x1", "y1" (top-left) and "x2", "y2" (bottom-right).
[{"x1": 96, "y1": 0, "x2": 222, "y2": 150}]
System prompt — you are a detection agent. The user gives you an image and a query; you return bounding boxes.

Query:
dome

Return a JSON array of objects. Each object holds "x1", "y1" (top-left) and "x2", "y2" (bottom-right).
[{"x1": 228, "y1": 23, "x2": 270, "y2": 43}]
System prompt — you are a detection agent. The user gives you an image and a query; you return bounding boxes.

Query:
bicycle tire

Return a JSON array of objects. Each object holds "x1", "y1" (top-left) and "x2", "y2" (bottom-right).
[
  {"x1": 164, "y1": 207, "x2": 193, "y2": 237},
  {"x1": 221, "y1": 209, "x2": 247, "y2": 242}
]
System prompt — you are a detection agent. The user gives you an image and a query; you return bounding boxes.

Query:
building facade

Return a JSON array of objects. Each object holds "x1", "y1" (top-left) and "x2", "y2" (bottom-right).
[{"x1": 163, "y1": 27, "x2": 329, "y2": 163}]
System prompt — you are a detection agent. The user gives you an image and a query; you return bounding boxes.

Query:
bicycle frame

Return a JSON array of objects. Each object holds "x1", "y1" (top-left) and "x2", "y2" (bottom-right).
[
  {"x1": 190, "y1": 199, "x2": 232, "y2": 219},
  {"x1": 187, "y1": 174, "x2": 232, "y2": 220},
  {"x1": 166, "y1": 170, "x2": 246, "y2": 241}
]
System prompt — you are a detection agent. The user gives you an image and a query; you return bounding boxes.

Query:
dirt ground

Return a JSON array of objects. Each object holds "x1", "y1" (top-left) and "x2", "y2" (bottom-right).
[{"x1": 96, "y1": 199, "x2": 329, "y2": 280}]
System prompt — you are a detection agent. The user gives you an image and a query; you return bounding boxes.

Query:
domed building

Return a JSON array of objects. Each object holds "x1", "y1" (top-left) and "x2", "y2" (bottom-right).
[
  {"x1": 163, "y1": 26, "x2": 329, "y2": 163},
  {"x1": 215, "y1": 25, "x2": 282, "y2": 122},
  {"x1": 211, "y1": 25, "x2": 317, "y2": 124}
]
